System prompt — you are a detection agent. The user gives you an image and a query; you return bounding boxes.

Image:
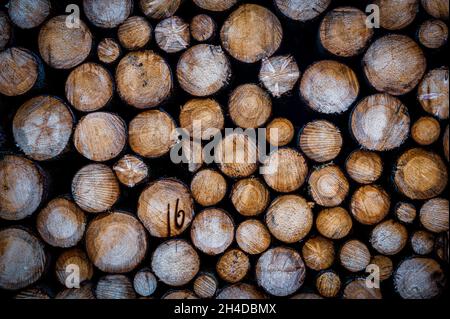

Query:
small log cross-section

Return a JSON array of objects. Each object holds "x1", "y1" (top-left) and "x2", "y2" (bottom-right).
[
  {"x1": 133, "y1": 268, "x2": 158, "y2": 297},
  {"x1": 72, "y1": 164, "x2": 120, "y2": 213},
  {"x1": 96, "y1": 275, "x2": 136, "y2": 299},
  {"x1": 0, "y1": 47, "x2": 41, "y2": 97},
  {"x1": 118, "y1": 16, "x2": 153, "y2": 51},
  {"x1": 190, "y1": 169, "x2": 227, "y2": 207},
  {"x1": 85, "y1": 212, "x2": 148, "y2": 273},
  {"x1": 351, "y1": 94, "x2": 410, "y2": 151},
  {"x1": 339, "y1": 239, "x2": 371, "y2": 272},
  {"x1": 97, "y1": 38, "x2": 121, "y2": 64},
  {"x1": 177, "y1": 44, "x2": 231, "y2": 96},
  {"x1": 420, "y1": 198, "x2": 449, "y2": 233},
  {"x1": 411, "y1": 116, "x2": 441, "y2": 145},
  {"x1": 139, "y1": 0, "x2": 181, "y2": 19},
  {"x1": 190, "y1": 208, "x2": 234, "y2": 255},
  {"x1": 193, "y1": 273, "x2": 218, "y2": 299},
  {"x1": 74, "y1": 112, "x2": 127, "y2": 162},
  {"x1": 266, "y1": 117, "x2": 295, "y2": 147},
  {"x1": 83, "y1": 0, "x2": 132, "y2": 28},
  {"x1": 363, "y1": 34, "x2": 426, "y2": 95},
  {"x1": 275, "y1": 0, "x2": 331, "y2": 22},
  {"x1": 13, "y1": 95, "x2": 74, "y2": 161},
  {"x1": 418, "y1": 67, "x2": 449, "y2": 120},
  {"x1": 191, "y1": 14, "x2": 216, "y2": 42},
  {"x1": 221, "y1": 4, "x2": 283, "y2": 63},
  {"x1": 0, "y1": 155, "x2": 45, "y2": 221},
  {"x1": 55, "y1": 248, "x2": 93, "y2": 287},
  {"x1": 299, "y1": 120, "x2": 343, "y2": 162},
  {"x1": 316, "y1": 207, "x2": 353, "y2": 240},
  {"x1": 151, "y1": 239, "x2": 200, "y2": 286},
  {"x1": 350, "y1": 185, "x2": 390, "y2": 225},
  {"x1": 113, "y1": 155, "x2": 149, "y2": 188},
  {"x1": 300, "y1": 60, "x2": 359, "y2": 114},
  {"x1": 259, "y1": 55, "x2": 300, "y2": 98},
  {"x1": 308, "y1": 164, "x2": 349, "y2": 207},
  {"x1": 418, "y1": 19, "x2": 448, "y2": 49},
  {"x1": 8, "y1": 0, "x2": 51, "y2": 29},
  {"x1": 370, "y1": 220, "x2": 408, "y2": 255},
  {"x1": 421, "y1": 0, "x2": 449, "y2": 20},
  {"x1": 216, "y1": 249, "x2": 250, "y2": 283},
  {"x1": 155, "y1": 16, "x2": 190, "y2": 53},
  {"x1": 66, "y1": 63, "x2": 114, "y2": 112},
  {"x1": 37, "y1": 198, "x2": 86, "y2": 248},
  {"x1": 394, "y1": 148, "x2": 448, "y2": 200},
  {"x1": 374, "y1": 0, "x2": 419, "y2": 30},
  {"x1": 345, "y1": 150, "x2": 383, "y2": 184},
  {"x1": 193, "y1": 0, "x2": 237, "y2": 11},
  {"x1": 116, "y1": 51, "x2": 173, "y2": 109},
  {"x1": 38, "y1": 16, "x2": 92, "y2": 70},
  {"x1": 0, "y1": 228, "x2": 46, "y2": 290},
  {"x1": 320, "y1": 7, "x2": 374, "y2": 57},
  {"x1": 302, "y1": 236, "x2": 335, "y2": 271},
  {"x1": 236, "y1": 219, "x2": 271, "y2": 255},
  {"x1": 231, "y1": 177, "x2": 270, "y2": 216},
  {"x1": 256, "y1": 247, "x2": 306, "y2": 297}
]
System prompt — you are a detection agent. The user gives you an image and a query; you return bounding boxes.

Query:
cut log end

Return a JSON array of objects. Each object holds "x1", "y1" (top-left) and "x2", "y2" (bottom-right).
[
  {"x1": 236, "y1": 219, "x2": 271, "y2": 255},
  {"x1": 118, "y1": 16, "x2": 152, "y2": 51},
  {"x1": 412, "y1": 116, "x2": 441, "y2": 145},
  {"x1": 231, "y1": 178, "x2": 269, "y2": 216},
  {"x1": 418, "y1": 67, "x2": 449, "y2": 119},
  {"x1": 97, "y1": 38, "x2": 121, "y2": 64},
  {"x1": 350, "y1": 185, "x2": 390, "y2": 225},
  {"x1": 191, "y1": 14, "x2": 216, "y2": 42},
  {"x1": 308, "y1": 164, "x2": 349, "y2": 207},
  {"x1": 418, "y1": 19, "x2": 448, "y2": 49},
  {"x1": 155, "y1": 16, "x2": 190, "y2": 53},
  {"x1": 83, "y1": 0, "x2": 132, "y2": 28},
  {"x1": 113, "y1": 155, "x2": 149, "y2": 188},
  {"x1": 191, "y1": 169, "x2": 227, "y2": 207},
  {"x1": 259, "y1": 55, "x2": 300, "y2": 97},
  {"x1": 316, "y1": 207, "x2": 353, "y2": 240},
  {"x1": 339, "y1": 239, "x2": 371, "y2": 272},
  {"x1": 346, "y1": 150, "x2": 383, "y2": 184},
  {"x1": 299, "y1": 120, "x2": 343, "y2": 162}
]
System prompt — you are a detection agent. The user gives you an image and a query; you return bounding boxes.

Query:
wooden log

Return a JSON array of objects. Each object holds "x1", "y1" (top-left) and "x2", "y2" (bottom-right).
[
  {"x1": 420, "y1": 198, "x2": 449, "y2": 233},
  {"x1": 0, "y1": 155, "x2": 46, "y2": 221},
  {"x1": 55, "y1": 248, "x2": 93, "y2": 287},
  {"x1": 275, "y1": 0, "x2": 331, "y2": 21},
  {"x1": 444, "y1": 125, "x2": 449, "y2": 161},
  {"x1": 316, "y1": 207, "x2": 353, "y2": 240},
  {"x1": 177, "y1": 44, "x2": 231, "y2": 96},
  {"x1": 418, "y1": 19, "x2": 448, "y2": 49},
  {"x1": 370, "y1": 255, "x2": 393, "y2": 281},
  {"x1": 395, "y1": 202, "x2": 417, "y2": 224},
  {"x1": 13, "y1": 95, "x2": 74, "y2": 161},
  {"x1": 113, "y1": 154, "x2": 149, "y2": 188},
  {"x1": 71, "y1": 163, "x2": 120, "y2": 213},
  {"x1": 190, "y1": 169, "x2": 227, "y2": 207},
  {"x1": 216, "y1": 283, "x2": 267, "y2": 299},
  {"x1": 38, "y1": 16, "x2": 92, "y2": 69},
  {"x1": 0, "y1": 11, "x2": 11, "y2": 50},
  {"x1": 229, "y1": 84, "x2": 272, "y2": 129},
  {"x1": 74, "y1": 112, "x2": 126, "y2": 162},
  {"x1": 394, "y1": 257, "x2": 446, "y2": 299},
  {"x1": 259, "y1": 55, "x2": 300, "y2": 97},
  {"x1": 374, "y1": 0, "x2": 418, "y2": 30},
  {"x1": 299, "y1": 120, "x2": 343, "y2": 162},
  {"x1": 193, "y1": 272, "x2": 218, "y2": 298},
  {"x1": 343, "y1": 278, "x2": 382, "y2": 299},
  {"x1": 36, "y1": 198, "x2": 86, "y2": 248},
  {"x1": 411, "y1": 116, "x2": 441, "y2": 145},
  {"x1": 434, "y1": 232, "x2": 449, "y2": 262},
  {"x1": 151, "y1": 239, "x2": 200, "y2": 286},
  {"x1": 177, "y1": 138, "x2": 204, "y2": 173},
  {"x1": 339, "y1": 239, "x2": 371, "y2": 272},
  {"x1": 191, "y1": 14, "x2": 216, "y2": 42},
  {"x1": 83, "y1": 0, "x2": 132, "y2": 28},
  {"x1": 363, "y1": 34, "x2": 426, "y2": 95},
  {"x1": 56, "y1": 282, "x2": 96, "y2": 299},
  {"x1": 263, "y1": 148, "x2": 308, "y2": 192},
  {"x1": 256, "y1": 247, "x2": 306, "y2": 297},
  {"x1": 14, "y1": 286, "x2": 51, "y2": 299},
  {"x1": 421, "y1": 0, "x2": 449, "y2": 20},
  {"x1": 155, "y1": 16, "x2": 190, "y2": 53},
  {"x1": 319, "y1": 7, "x2": 373, "y2": 57},
  {"x1": 300, "y1": 60, "x2": 359, "y2": 114},
  {"x1": 266, "y1": 117, "x2": 295, "y2": 147},
  {"x1": 231, "y1": 178, "x2": 269, "y2": 216},
  {"x1": 133, "y1": 268, "x2": 157, "y2": 297},
  {"x1": 86, "y1": 211, "x2": 147, "y2": 273},
  {"x1": 66, "y1": 63, "x2": 113, "y2": 113},
  {"x1": 194, "y1": 0, "x2": 237, "y2": 11},
  {"x1": 190, "y1": 208, "x2": 234, "y2": 255},
  {"x1": 351, "y1": 185, "x2": 390, "y2": 225},
  {"x1": 129, "y1": 110, "x2": 177, "y2": 158},
  {"x1": 265, "y1": 195, "x2": 313, "y2": 243},
  {"x1": 116, "y1": 51, "x2": 172, "y2": 109},
  {"x1": 302, "y1": 236, "x2": 335, "y2": 271},
  {"x1": 118, "y1": 16, "x2": 152, "y2": 51},
  {"x1": 97, "y1": 38, "x2": 121, "y2": 64},
  {"x1": 0, "y1": 227, "x2": 46, "y2": 290},
  {"x1": 162, "y1": 290, "x2": 198, "y2": 299},
  {"x1": 139, "y1": 0, "x2": 181, "y2": 19},
  {"x1": 411, "y1": 230, "x2": 435, "y2": 255},
  {"x1": 370, "y1": 220, "x2": 408, "y2": 255},
  {"x1": 351, "y1": 94, "x2": 410, "y2": 151},
  {"x1": 0, "y1": 47, "x2": 41, "y2": 96},
  {"x1": 417, "y1": 67, "x2": 449, "y2": 119},
  {"x1": 236, "y1": 219, "x2": 271, "y2": 255},
  {"x1": 291, "y1": 293, "x2": 323, "y2": 299},
  {"x1": 316, "y1": 271, "x2": 341, "y2": 298},
  {"x1": 8, "y1": 0, "x2": 50, "y2": 29},
  {"x1": 220, "y1": 4, "x2": 282, "y2": 63},
  {"x1": 394, "y1": 148, "x2": 448, "y2": 200},
  {"x1": 345, "y1": 150, "x2": 383, "y2": 184},
  {"x1": 308, "y1": 164, "x2": 349, "y2": 207},
  {"x1": 214, "y1": 132, "x2": 258, "y2": 178},
  {"x1": 179, "y1": 98, "x2": 224, "y2": 140},
  {"x1": 96, "y1": 275, "x2": 136, "y2": 299},
  {"x1": 138, "y1": 178, "x2": 194, "y2": 237},
  {"x1": 216, "y1": 249, "x2": 250, "y2": 283}
]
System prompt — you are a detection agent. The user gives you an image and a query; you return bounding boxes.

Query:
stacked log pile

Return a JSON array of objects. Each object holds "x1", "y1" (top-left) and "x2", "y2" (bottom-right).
[{"x1": 0, "y1": 0, "x2": 448, "y2": 300}]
